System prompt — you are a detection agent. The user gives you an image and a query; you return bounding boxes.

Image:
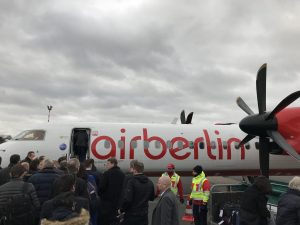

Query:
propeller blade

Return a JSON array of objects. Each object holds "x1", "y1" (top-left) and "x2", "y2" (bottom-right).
[
  {"x1": 236, "y1": 97, "x2": 255, "y2": 115},
  {"x1": 259, "y1": 137, "x2": 270, "y2": 178},
  {"x1": 268, "y1": 130, "x2": 300, "y2": 161},
  {"x1": 256, "y1": 63, "x2": 267, "y2": 114},
  {"x1": 186, "y1": 112, "x2": 194, "y2": 124},
  {"x1": 266, "y1": 90, "x2": 300, "y2": 120},
  {"x1": 180, "y1": 110, "x2": 186, "y2": 124},
  {"x1": 238, "y1": 134, "x2": 256, "y2": 148}
]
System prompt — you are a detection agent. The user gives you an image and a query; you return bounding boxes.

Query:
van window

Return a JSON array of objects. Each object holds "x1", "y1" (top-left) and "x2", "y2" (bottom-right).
[{"x1": 14, "y1": 130, "x2": 45, "y2": 141}]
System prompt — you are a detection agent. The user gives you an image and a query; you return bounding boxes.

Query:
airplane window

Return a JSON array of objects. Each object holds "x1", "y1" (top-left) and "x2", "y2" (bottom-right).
[
  {"x1": 210, "y1": 141, "x2": 216, "y2": 149},
  {"x1": 199, "y1": 142, "x2": 205, "y2": 149},
  {"x1": 222, "y1": 141, "x2": 227, "y2": 149},
  {"x1": 104, "y1": 140, "x2": 111, "y2": 148},
  {"x1": 245, "y1": 143, "x2": 250, "y2": 150},
  {"x1": 155, "y1": 141, "x2": 161, "y2": 148},
  {"x1": 178, "y1": 141, "x2": 183, "y2": 149},
  {"x1": 144, "y1": 141, "x2": 149, "y2": 148},
  {"x1": 166, "y1": 140, "x2": 171, "y2": 149},
  {"x1": 131, "y1": 141, "x2": 137, "y2": 148},
  {"x1": 118, "y1": 140, "x2": 124, "y2": 148},
  {"x1": 255, "y1": 142, "x2": 259, "y2": 149},
  {"x1": 13, "y1": 130, "x2": 45, "y2": 141},
  {"x1": 189, "y1": 141, "x2": 194, "y2": 149},
  {"x1": 234, "y1": 143, "x2": 239, "y2": 149}
]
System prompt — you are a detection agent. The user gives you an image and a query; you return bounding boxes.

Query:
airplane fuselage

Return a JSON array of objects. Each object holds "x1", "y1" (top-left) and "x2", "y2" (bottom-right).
[{"x1": 1, "y1": 122, "x2": 299, "y2": 176}]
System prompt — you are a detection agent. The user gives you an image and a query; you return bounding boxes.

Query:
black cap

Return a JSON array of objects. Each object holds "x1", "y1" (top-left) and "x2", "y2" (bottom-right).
[{"x1": 193, "y1": 165, "x2": 203, "y2": 175}]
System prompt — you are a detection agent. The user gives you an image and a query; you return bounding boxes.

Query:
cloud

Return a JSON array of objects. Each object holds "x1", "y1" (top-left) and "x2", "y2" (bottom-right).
[{"x1": 0, "y1": 0, "x2": 300, "y2": 135}]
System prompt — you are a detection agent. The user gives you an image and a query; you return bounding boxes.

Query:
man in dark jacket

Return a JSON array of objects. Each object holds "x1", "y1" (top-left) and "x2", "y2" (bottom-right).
[
  {"x1": 28, "y1": 158, "x2": 61, "y2": 206},
  {"x1": 276, "y1": 176, "x2": 300, "y2": 225},
  {"x1": 0, "y1": 164, "x2": 40, "y2": 225},
  {"x1": 99, "y1": 157, "x2": 125, "y2": 225},
  {"x1": 240, "y1": 176, "x2": 272, "y2": 225},
  {"x1": 119, "y1": 160, "x2": 155, "y2": 225},
  {"x1": 0, "y1": 154, "x2": 20, "y2": 185},
  {"x1": 73, "y1": 130, "x2": 89, "y2": 162}
]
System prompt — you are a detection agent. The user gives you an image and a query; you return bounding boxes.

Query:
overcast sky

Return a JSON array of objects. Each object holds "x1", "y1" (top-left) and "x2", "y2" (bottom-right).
[{"x1": 1, "y1": 0, "x2": 300, "y2": 135}]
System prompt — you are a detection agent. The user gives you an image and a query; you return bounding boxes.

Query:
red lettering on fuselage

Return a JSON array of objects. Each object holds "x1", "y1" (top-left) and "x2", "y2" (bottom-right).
[{"x1": 90, "y1": 128, "x2": 245, "y2": 160}]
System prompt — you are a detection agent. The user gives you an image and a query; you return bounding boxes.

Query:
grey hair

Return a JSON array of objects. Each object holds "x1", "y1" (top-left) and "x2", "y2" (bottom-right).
[
  {"x1": 289, "y1": 176, "x2": 300, "y2": 191},
  {"x1": 42, "y1": 158, "x2": 54, "y2": 169}
]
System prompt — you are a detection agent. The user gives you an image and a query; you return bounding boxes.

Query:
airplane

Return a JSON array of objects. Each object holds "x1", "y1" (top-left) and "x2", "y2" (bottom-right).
[{"x1": 0, "y1": 64, "x2": 299, "y2": 177}]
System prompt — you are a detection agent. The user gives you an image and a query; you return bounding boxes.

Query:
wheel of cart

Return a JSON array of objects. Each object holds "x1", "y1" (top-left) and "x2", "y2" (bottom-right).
[{"x1": 207, "y1": 183, "x2": 248, "y2": 225}]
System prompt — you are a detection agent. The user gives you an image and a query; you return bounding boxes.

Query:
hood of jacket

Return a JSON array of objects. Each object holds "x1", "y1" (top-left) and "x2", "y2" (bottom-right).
[
  {"x1": 133, "y1": 173, "x2": 149, "y2": 183},
  {"x1": 41, "y1": 209, "x2": 89, "y2": 225}
]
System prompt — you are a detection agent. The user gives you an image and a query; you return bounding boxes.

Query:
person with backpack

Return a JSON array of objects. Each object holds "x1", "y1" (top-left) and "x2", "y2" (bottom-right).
[{"x1": 0, "y1": 164, "x2": 40, "y2": 225}]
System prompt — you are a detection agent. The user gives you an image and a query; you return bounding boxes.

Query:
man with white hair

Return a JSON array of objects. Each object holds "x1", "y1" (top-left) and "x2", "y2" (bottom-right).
[
  {"x1": 152, "y1": 176, "x2": 179, "y2": 225},
  {"x1": 276, "y1": 176, "x2": 300, "y2": 225}
]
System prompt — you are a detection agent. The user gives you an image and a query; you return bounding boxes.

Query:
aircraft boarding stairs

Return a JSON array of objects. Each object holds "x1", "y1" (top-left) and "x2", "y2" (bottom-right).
[{"x1": 207, "y1": 181, "x2": 287, "y2": 225}]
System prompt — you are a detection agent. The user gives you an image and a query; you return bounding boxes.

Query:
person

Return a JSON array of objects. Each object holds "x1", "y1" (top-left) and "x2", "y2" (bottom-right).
[
  {"x1": 119, "y1": 160, "x2": 155, "y2": 225},
  {"x1": 159, "y1": 163, "x2": 184, "y2": 204},
  {"x1": 240, "y1": 176, "x2": 272, "y2": 225},
  {"x1": 41, "y1": 174, "x2": 90, "y2": 220},
  {"x1": 73, "y1": 130, "x2": 89, "y2": 162},
  {"x1": 0, "y1": 154, "x2": 20, "y2": 185},
  {"x1": 276, "y1": 176, "x2": 300, "y2": 225},
  {"x1": 22, "y1": 151, "x2": 36, "y2": 164},
  {"x1": 0, "y1": 164, "x2": 40, "y2": 225},
  {"x1": 151, "y1": 176, "x2": 179, "y2": 225},
  {"x1": 98, "y1": 157, "x2": 125, "y2": 225},
  {"x1": 189, "y1": 165, "x2": 210, "y2": 225},
  {"x1": 28, "y1": 158, "x2": 61, "y2": 206}
]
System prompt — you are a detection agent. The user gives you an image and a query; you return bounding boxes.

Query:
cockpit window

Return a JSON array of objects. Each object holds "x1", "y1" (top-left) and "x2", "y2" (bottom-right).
[{"x1": 13, "y1": 130, "x2": 45, "y2": 141}]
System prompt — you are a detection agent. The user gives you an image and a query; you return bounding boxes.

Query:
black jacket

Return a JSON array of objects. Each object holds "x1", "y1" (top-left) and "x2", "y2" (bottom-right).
[
  {"x1": 0, "y1": 165, "x2": 13, "y2": 185},
  {"x1": 99, "y1": 166, "x2": 125, "y2": 208},
  {"x1": 276, "y1": 188, "x2": 300, "y2": 225},
  {"x1": 0, "y1": 178, "x2": 40, "y2": 210},
  {"x1": 120, "y1": 173, "x2": 155, "y2": 215},
  {"x1": 240, "y1": 185, "x2": 270, "y2": 225}
]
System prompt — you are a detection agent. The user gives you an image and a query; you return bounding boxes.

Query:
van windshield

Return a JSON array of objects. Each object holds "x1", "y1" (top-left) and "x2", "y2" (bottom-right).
[{"x1": 13, "y1": 130, "x2": 45, "y2": 140}]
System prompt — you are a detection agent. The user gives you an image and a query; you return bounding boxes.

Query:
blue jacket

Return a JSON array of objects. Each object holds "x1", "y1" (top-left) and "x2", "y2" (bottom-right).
[{"x1": 28, "y1": 168, "x2": 61, "y2": 206}]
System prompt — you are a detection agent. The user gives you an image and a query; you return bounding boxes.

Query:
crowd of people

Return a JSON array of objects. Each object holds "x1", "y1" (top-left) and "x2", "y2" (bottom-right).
[
  {"x1": 0, "y1": 153, "x2": 205, "y2": 225},
  {"x1": 0, "y1": 151, "x2": 299, "y2": 225}
]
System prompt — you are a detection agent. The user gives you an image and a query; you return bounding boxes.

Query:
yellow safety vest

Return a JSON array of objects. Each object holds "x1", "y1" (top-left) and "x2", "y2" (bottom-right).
[
  {"x1": 190, "y1": 171, "x2": 210, "y2": 203},
  {"x1": 162, "y1": 172, "x2": 180, "y2": 195}
]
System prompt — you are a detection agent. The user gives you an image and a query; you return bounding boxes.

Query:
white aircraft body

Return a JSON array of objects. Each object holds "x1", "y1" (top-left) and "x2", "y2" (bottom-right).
[{"x1": 0, "y1": 122, "x2": 299, "y2": 176}]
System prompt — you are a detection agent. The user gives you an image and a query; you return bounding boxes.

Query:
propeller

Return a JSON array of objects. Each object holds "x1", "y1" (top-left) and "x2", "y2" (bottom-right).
[
  {"x1": 236, "y1": 63, "x2": 300, "y2": 177},
  {"x1": 180, "y1": 110, "x2": 194, "y2": 124}
]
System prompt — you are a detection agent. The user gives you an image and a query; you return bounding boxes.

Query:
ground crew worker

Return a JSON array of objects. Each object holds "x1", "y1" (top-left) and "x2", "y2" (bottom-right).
[
  {"x1": 189, "y1": 165, "x2": 210, "y2": 225},
  {"x1": 158, "y1": 163, "x2": 184, "y2": 204}
]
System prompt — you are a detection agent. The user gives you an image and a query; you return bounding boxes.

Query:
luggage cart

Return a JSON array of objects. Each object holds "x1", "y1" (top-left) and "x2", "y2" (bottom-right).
[{"x1": 207, "y1": 183, "x2": 248, "y2": 225}]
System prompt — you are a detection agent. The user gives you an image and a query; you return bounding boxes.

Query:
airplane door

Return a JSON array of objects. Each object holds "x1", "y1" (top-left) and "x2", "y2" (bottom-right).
[{"x1": 70, "y1": 128, "x2": 91, "y2": 161}]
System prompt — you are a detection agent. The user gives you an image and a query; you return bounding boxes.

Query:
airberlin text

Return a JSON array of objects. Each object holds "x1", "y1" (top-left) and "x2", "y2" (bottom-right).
[{"x1": 91, "y1": 128, "x2": 245, "y2": 160}]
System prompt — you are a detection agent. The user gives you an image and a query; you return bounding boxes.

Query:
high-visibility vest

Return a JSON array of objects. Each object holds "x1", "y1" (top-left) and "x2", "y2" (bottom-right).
[
  {"x1": 162, "y1": 172, "x2": 180, "y2": 195},
  {"x1": 190, "y1": 171, "x2": 210, "y2": 203}
]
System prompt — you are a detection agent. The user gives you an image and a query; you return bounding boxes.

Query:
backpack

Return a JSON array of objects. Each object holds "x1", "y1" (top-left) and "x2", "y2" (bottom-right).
[
  {"x1": 219, "y1": 202, "x2": 240, "y2": 225},
  {"x1": 0, "y1": 183, "x2": 36, "y2": 225},
  {"x1": 87, "y1": 175, "x2": 99, "y2": 212}
]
